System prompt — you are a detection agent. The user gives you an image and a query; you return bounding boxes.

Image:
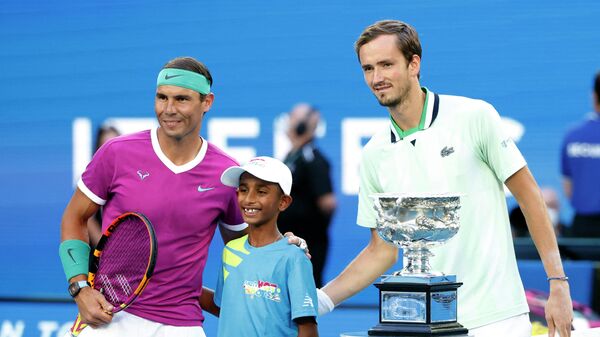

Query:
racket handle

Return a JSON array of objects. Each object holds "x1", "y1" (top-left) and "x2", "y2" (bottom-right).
[{"x1": 69, "y1": 313, "x2": 87, "y2": 337}]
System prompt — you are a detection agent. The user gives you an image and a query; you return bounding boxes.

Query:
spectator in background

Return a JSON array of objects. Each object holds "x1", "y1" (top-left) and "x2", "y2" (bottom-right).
[
  {"x1": 277, "y1": 103, "x2": 337, "y2": 288},
  {"x1": 87, "y1": 124, "x2": 121, "y2": 248},
  {"x1": 561, "y1": 71, "x2": 600, "y2": 237},
  {"x1": 510, "y1": 187, "x2": 564, "y2": 238}
]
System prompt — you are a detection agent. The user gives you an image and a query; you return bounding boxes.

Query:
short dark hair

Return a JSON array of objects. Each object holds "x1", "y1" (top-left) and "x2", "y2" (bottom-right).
[
  {"x1": 354, "y1": 20, "x2": 422, "y2": 65},
  {"x1": 162, "y1": 56, "x2": 213, "y2": 100}
]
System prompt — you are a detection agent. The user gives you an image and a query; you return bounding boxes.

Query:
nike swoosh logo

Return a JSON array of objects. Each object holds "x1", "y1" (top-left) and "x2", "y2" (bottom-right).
[
  {"x1": 198, "y1": 185, "x2": 215, "y2": 192},
  {"x1": 67, "y1": 248, "x2": 77, "y2": 263},
  {"x1": 165, "y1": 74, "x2": 183, "y2": 80}
]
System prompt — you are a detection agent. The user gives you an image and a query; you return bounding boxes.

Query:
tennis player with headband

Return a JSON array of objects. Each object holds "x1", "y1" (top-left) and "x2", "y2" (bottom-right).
[{"x1": 59, "y1": 56, "x2": 309, "y2": 337}]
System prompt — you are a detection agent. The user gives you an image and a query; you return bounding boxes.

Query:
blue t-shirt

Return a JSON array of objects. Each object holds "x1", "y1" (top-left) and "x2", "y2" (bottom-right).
[
  {"x1": 215, "y1": 235, "x2": 318, "y2": 337},
  {"x1": 561, "y1": 113, "x2": 600, "y2": 214}
]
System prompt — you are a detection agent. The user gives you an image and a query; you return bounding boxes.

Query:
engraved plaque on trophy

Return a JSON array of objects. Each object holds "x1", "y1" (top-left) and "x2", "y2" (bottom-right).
[{"x1": 368, "y1": 194, "x2": 468, "y2": 336}]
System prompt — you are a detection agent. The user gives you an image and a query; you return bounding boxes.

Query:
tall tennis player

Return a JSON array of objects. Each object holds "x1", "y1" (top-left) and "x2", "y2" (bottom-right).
[{"x1": 317, "y1": 20, "x2": 574, "y2": 337}]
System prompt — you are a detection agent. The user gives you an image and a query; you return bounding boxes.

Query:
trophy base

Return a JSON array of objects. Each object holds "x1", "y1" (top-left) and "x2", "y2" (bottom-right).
[
  {"x1": 370, "y1": 275, "x2": 468, "y2": 337},
  {"x1": 368, "y1": 322, "x2": 468, "y2": 336}
]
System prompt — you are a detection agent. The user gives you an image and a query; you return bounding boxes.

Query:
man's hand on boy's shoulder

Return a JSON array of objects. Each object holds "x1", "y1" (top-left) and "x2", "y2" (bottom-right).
[{"x1": 284, "y1": 232, "x2": 311, "y2": 258}]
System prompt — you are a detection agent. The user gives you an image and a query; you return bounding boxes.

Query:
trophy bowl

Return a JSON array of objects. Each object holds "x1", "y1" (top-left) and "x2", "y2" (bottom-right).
[{"x1": 371, "y1": 193, "x2": 461, "y2": 276}]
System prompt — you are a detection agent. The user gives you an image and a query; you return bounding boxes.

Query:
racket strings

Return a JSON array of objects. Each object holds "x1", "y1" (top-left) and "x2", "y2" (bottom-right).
[{"x1": 94, "y1": 217, "x2": 152, "y2": 306}]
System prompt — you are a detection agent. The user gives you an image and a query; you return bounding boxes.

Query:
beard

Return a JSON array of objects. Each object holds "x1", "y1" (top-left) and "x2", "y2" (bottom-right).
[
  {"x1": 377, "y1": 95, "x2": 403, "y2": 107},
  {"x1": 374, "y1": 85, "x2": 409, "y2": 108}
]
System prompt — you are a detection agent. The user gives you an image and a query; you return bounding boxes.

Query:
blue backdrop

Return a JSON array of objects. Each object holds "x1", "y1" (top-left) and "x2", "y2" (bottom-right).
[{"x1": 1, "y1": 1, "x2": 599, "y2": 335}]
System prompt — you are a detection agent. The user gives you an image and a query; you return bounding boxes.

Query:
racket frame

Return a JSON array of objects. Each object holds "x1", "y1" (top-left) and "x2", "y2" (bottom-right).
[{"x1": 88, "y1": 211, "x2": 158, "y2": 313}]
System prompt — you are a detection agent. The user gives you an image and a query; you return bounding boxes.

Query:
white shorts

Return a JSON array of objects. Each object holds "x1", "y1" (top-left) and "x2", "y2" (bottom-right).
[
  {"x1": 65, "y1": 311, "x2": 207, "y2": 337},
  {"x1": 469, "y1": 313, "x2": 531, "y2": 337}
]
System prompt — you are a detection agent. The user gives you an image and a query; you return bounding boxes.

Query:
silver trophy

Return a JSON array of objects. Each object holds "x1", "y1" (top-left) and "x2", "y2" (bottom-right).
[{"x1": 368, "y1": 193, "x2": 468, "y2": 336}]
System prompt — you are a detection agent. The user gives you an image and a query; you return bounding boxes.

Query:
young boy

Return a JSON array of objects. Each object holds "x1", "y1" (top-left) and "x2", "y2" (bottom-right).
[{"x1": 214, "y1": 156, "x2": 319, "y2": 337}]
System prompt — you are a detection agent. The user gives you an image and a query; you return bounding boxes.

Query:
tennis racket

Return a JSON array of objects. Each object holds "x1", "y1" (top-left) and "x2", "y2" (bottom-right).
[{"x1": 70, "y1": 212, "x2": 158, "y2": 336}]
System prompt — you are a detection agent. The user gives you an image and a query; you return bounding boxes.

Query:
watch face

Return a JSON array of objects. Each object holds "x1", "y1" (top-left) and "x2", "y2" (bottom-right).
[
  {"x1": 68, "y1": 282, "x2": 80, "y2": 297},
  {"x1": 68, "y1": 281, "x2": 88, "y2": 297}
]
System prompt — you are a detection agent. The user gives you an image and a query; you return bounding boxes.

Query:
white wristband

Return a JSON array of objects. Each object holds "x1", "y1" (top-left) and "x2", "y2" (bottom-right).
[{"x1": 317, "y1": 288, "x2": 335, "y2": 316}]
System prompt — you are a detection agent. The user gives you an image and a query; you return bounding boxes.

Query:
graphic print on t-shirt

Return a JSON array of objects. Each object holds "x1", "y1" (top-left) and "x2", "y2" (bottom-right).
[{"x1": 243, "y1": 279, "x2": 281, "y2": 302}]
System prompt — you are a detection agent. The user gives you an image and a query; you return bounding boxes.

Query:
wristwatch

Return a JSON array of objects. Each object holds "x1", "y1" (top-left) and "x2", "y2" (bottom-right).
[{"x1": 68, "y1": 280, "x2": 90, "y2": 298}]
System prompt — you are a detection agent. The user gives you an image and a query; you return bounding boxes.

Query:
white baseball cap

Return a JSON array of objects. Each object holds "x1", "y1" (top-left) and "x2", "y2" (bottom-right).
[{"x1": 220, "y1": 156, "x2": 293, "y2": 195}]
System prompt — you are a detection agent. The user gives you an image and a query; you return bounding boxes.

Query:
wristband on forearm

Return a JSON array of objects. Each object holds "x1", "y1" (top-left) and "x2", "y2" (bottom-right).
[
  {"x1": 317, "y1": 288, "x2": 335, "y2": 316},
  {"x1": 547, "y1": 276, "x2": 569, "y2": 282},
  {"x1": 59, "y1": 240, "x2": 90, "y2": 281}
]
